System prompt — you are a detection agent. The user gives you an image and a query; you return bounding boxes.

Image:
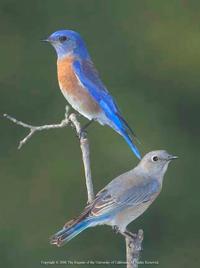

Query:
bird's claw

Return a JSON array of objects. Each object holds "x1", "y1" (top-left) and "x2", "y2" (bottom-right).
[
  {"x1": 128, "y1": 240, "x2": 134, "y2": 248},
  {"x1": 79, "y1": 129, "x2": 87, "y2": 139},
  {"x1": 113, "y1": 225, "x2": 120, "y2": 234},
  {"x1": 125, "y1": 230, "x2": 137, "y2": 240}
]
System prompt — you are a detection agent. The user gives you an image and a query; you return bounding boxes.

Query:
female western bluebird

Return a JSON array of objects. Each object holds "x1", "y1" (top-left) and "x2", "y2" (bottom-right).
[
  {"x1": 50, "y1": 150, "x2": 178, "y2": 247},
  {"x1": 44, "y1": 30, "x2": 141, "y2": 159}
]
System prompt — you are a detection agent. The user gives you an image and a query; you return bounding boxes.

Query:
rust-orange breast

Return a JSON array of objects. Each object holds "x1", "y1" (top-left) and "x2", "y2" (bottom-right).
[
  {"x1": 57, "y1": 56, "x2": 79, "y2": 92},
  {"x1": 57, "y1": 56, "x2": 101, "y2": 115}
]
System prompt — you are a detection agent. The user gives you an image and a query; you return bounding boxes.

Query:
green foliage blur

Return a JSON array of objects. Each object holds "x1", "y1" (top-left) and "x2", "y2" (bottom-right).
[{"x1": 0, "y1": 0, "x2": 199, "y2": 267}]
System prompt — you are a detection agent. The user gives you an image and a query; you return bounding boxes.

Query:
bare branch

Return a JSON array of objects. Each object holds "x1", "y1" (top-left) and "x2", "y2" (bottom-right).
[
  {"x1": 3, "y1": 106, "x2": 70, "y2": 149},
  {"x1": 4, "y1": 106, "x2": 94, "y2": 203},
  {"x1": 4, "y1": 105, "x2": 143, "y2": 264},
  {"x1": 69, "y1": 113, "x2": 94, "y2": 203},
  {"x1": 126, "y1": 230, "x2": 144, "y2": 268}
]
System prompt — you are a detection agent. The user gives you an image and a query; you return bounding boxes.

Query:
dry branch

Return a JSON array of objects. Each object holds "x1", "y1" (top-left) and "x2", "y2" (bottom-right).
[
  {"x1": 126, "y1": 230, "x2": 144, "y2": 268},
  {"x1": 4, "y1": 105, "x2": 143, "y2": 267},
  {"x1": 3, "y1": 106, "x2": 94, "y2": 203}
]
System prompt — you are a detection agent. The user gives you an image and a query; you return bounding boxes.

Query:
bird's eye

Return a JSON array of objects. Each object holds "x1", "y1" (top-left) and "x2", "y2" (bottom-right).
[
  {"x1": 59, "y1": 36, "x2": 68, "y2": 42},
  {"x1": 152, "y1": 156, "x2": 158, "y2": 162}
]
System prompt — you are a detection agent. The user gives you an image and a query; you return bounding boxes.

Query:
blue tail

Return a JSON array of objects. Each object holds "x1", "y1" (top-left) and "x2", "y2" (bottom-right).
[
  {"x1": 119, "y1": 129, "x2": 141, "y2": 159},
  {"x1": 111, "y1": 119, "x2": 141, "y2": 159},
  {"x1": 50, "y1": 218, "x2": 91, "y2": 247},
  {"x1": 99, "y1": 101, "x2": 141, "y2": 159},
  {"x1": 106, "y1": 111, "x2": 141, "y2": 159}
]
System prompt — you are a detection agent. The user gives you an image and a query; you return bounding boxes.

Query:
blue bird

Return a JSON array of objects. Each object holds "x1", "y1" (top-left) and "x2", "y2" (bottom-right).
[{"x1": 44, "y1": 30, "x2": 141, "y2": 159}]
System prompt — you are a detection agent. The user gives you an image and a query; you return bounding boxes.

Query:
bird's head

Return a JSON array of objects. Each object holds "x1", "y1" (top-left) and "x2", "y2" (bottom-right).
[
  {"x1": 138, "y1": 150, "x2": 178, "y2": 179},
  {"x1": 43, "y1": 30, "x2": 89, "y2": 59}
]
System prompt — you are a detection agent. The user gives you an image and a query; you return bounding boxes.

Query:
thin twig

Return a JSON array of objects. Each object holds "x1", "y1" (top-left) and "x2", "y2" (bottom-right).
[
  {"x1": 3, "y1": 105, "x2": 94, "y2": 203},
  {"x1": 3, "y1": 106, "x2": 70, "y2": 149}
]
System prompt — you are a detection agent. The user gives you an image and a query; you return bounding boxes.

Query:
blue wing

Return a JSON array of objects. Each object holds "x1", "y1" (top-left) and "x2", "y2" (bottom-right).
[{"x1": 73, "y1": 59, "x2": 141, "y2": 159}]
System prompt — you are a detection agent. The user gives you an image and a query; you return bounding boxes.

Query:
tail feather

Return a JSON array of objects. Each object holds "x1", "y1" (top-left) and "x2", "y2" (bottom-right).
[
  {"x1": 108, "y1": 113, "x2": 141, "y2": 159},
  {"x1": 120, "y1": 129, "x2": 141, "y2": 159},
  {"x1": 50, "y1": 219, "x2": 91, "y2": 247},
  {"x1": 100, "y1": 102, "x2": 141, "y2": 159},
  {"x1": 116, "y1": 112, "x2": 136, "y2": 138}
]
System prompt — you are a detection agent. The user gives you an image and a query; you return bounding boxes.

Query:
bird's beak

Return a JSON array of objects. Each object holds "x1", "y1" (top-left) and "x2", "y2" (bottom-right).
[
  {"x1": 168, "y1": 155, "x2": 179, "y2": 161},
  {"x1": 41, "y1": 39, "x2": 50, "y2": 43}
]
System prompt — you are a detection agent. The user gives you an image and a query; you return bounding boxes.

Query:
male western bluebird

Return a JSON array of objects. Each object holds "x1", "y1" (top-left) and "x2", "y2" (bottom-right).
[
  {"x1": 50, "y1": 150, "x2": 177, "y2": 247},
  {"x1": 44, "y1": 30, "x2": 141, "y2": 159}
]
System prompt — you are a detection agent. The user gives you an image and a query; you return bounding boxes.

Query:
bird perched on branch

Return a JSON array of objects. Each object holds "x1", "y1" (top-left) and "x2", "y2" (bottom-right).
[
  {"x1": 43, "y1": 30, "x2": 141, "y2": 159},
  {"x1": 50, "y1": 150, "x2": 177, "y2": 247}
]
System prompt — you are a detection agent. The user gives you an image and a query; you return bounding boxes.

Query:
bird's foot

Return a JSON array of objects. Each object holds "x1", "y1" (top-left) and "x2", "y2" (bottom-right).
[
  {"x1": 113, "y1": 225, "x2": 120, "y2": 234},
  {"x1": 125, "y1": 230, "x2": 143, "y2": 250},
  {"x1": 124, "y1": 230, "x2": 137, "y2": 240},
  {"x1": 70, "y1": 122, "x2": 87, "y2": 139},
  {"x1": 80, "y1": 120, "x2": 94, "y2": 138},
  {"x1": 79, "y1": 129, "x2": 87, "y2": 139}
]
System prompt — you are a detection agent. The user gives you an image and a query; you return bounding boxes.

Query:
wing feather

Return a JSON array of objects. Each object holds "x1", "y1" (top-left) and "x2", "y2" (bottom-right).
[
  {"x1": 89, "y1": 180, "x2": 160, "y2": 217},
  {"x1": 73, "y1": 59, "x2": 135, "y2": 137}
]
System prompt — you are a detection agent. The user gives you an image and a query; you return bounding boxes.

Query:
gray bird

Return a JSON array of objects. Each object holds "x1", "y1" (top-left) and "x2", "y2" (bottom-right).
[{"x1": 50, "y1": 150, "x2": 177, "y2": 247}]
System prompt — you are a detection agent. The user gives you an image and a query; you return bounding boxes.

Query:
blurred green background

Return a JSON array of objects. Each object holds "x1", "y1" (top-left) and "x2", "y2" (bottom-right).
[{"x1": 0, "y1": 0, "x2": 200, "y2": 267}]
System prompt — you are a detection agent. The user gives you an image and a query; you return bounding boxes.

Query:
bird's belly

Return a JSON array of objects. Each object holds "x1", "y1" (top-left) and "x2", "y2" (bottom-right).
[
  {"x1": 113, "y1": 202, "x2": 152, "y2": 232},
  {"x1": 59, "y1": 84, "x2": 101, "y2": 120}
]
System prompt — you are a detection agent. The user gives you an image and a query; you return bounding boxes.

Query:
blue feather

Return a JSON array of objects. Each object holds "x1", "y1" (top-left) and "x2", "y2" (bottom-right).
[
  {"x1": 50, "y1": 219, "x2": 91, "y2": 246},
  {"x1": 73, "y1": 60, "x2": 141, "y2": 159}
]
